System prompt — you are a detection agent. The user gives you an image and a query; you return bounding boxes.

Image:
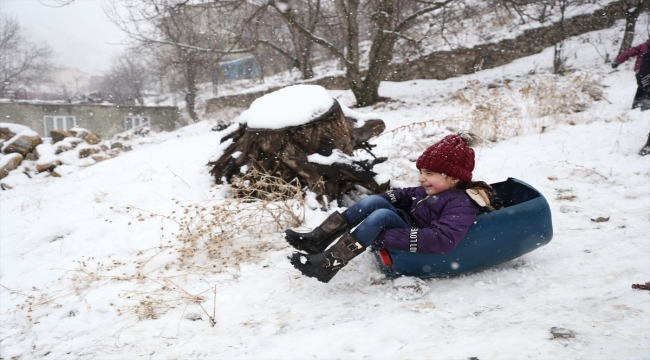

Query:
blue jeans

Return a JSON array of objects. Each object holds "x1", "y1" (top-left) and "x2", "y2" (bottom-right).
[{"x1": 341, "y1": 195, "x2": 409, "y2": 247}]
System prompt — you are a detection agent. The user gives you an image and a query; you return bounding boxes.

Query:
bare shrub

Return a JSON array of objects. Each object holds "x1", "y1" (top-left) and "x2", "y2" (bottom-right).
[
  {"x1": 452, "y1": 81, "x2": 523, "y2": 142},
  {"x1": 519, "y1": 73, "x2": 604, "y2": 118},
  {"x1": 467, "y1": 88, "x2": 522, "y2": 142},
  {"x1": 5, "y1": 172, "x2": 306, "y2": 325},
  {"x1": 449, "y1": 74, "x2": 605, "y2": 142},
  {"x1": 150, "y1": 170, "x2": 306, "y2": 270}
]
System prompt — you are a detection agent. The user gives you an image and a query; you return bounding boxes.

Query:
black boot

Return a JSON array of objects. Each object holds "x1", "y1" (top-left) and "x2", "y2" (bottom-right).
[
  {"x1": 640, "y1": 133, "x2": 650, "y2": 156},
  {"x1": 284, "y1": 212, "x2": 351, "y2": 254},
  {"x1": 289, "y1": 233, "x2": 366, "y2": 283}
]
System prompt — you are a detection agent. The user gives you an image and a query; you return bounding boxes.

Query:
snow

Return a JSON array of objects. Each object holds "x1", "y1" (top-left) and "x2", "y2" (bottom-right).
[
  {"x1": 0, "y1": 153, "x2": 22, "y2": 169},
  {"x1": 307, "y1": 149, "x2": 357, "y2": 165},
  {"x1": 1, "y1": 25, "x2": 649, "y2": 359},
  {"x1": 0, "y1": 122, "x2": 35, "y2": 135},
  {"x1": 238, "y1": 85, "x2": 334, "y2": 129}
]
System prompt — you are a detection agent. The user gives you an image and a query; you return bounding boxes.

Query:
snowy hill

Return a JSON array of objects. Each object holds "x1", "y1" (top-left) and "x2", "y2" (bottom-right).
[{"x1": 1, "y1": 24, "x2": 649, "y2": 359}]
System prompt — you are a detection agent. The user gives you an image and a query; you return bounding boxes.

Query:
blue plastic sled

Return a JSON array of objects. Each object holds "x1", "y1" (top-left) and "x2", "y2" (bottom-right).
[{"x1": 373, "y1": 178, "x2": 553, "y2": 278}]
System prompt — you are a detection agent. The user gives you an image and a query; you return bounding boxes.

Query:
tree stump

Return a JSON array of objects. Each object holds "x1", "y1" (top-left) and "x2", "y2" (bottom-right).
[{"x1": 208, "y1": 99, "x2": 389, "y2": 201}]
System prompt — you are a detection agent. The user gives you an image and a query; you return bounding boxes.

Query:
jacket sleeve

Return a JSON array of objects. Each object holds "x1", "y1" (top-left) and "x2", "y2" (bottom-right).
[
  {"x1": 379, "y1": 187, "x2": 418, "y2": 208},
  {"x1": 615, "y1": 43, "x2": 645, "y2": 64},
  {"x1": 376, "y1": 196, "x2": 480, "y2": 254}
]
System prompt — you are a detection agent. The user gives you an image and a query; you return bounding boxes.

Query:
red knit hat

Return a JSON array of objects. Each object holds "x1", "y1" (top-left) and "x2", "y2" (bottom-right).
[{"x1": 416, "y1": 134, "x2": 475, "y2": 182}]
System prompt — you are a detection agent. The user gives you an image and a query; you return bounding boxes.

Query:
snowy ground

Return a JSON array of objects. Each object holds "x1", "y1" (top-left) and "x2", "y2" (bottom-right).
[{"x1": 1, "y1": 26, "x2": 649, "y2": 359}]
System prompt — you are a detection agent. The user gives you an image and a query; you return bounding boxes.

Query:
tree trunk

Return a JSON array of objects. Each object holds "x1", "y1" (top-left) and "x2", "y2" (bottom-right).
[
  {"x1": 357, "y1": 31, "x2": 398, "y2": 107},
  {"x1": 618, "y1": 0, "x2": 650, "y2": 55},
  {"x1": 298, "y1": 42, "x2": 314, "y2": 79},
  {"x1": 184, "y1": 58, "x2": 199, "y2": 121},
  {"x1": 553, "y1": 0, "x2": 567, "y2": 75},
  {"x1": 207, "y1": 100, "x2": 389, "y2": 201}
]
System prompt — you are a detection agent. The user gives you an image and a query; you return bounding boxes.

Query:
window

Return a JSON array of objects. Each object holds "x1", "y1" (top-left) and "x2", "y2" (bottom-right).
[
  {"x1": 125, "y1": 116, "x2": 150, "y2": 130},
  {"x1": 44, "y1": 116, "x2": 76, "y2": 136}
]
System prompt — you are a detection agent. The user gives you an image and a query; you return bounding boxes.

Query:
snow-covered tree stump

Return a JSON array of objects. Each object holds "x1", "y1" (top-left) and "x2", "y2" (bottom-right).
[{"x1": 208, "y1": 85, "x2": 389, "y2": 201}]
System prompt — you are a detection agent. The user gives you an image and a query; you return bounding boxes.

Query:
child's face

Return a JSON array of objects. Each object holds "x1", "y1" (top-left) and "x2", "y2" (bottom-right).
[{"x1": 419, "y1": 168, "x2": 460, "y2": 195}]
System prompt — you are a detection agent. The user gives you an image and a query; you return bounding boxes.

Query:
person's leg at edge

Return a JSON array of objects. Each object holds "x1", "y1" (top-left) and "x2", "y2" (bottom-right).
[{"x1": 632, "y1": 85, "x2": 644, "y2": 109}]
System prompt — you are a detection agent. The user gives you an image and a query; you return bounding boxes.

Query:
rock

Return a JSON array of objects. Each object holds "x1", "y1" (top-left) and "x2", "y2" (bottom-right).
[
  {"x1": 55, "y1": 143, "x2": 73, "y2": 154},
  {"x1": 51, "y1": 171, "x2": 61, "y2": 177},
  {"x1": 185, "y1": 313, "x2": 202, "y2": 321},
  {"x1": 24, "y1": 152, "x2": 38, "y2": 161},
  {"x1": 91, "y1": 154, "x2": 108, "y2": 162},
  {"x1": 0, "y1": 153, "x2": 23, "y2": 179},
  {"x1": 99, "y1": 144, "x2": 108, "y2": 151},
  {"x1": 50, "y1": 129, "x2": 73, "y2": 143},
  {"x1": 107, "y1": 149, "x2": 121, "y2": 158},
  {"x1": 0, "y1": 127, "x2": 17, "y2": 142},
  {"x1": 111, "y1": 142, "x2": 124, "y2": 150},
  {"x1": 550, "y1": 327, "x2": 575, "y2": 339},
  {"x1": 65, "y1": 137, "x2": 83, "y2": 148},
  {"x1": 70, "y1": 128, "x2": 88, "y2": 138},
  {"x1": 36, "y1": 160, "x2": 62, "y2": 173},
  {"x1": 2, "y1": 135, "x2": 43, "y2": 156},
  {"x1": 83, "y1": 132, "x2": 101, "y2": 145},
  {"x1": 133, "y1": 127, "x2": 150, "y2": 136},
  {"x1": 79, "y1": 148, "x2": 101, "y2": 158}
]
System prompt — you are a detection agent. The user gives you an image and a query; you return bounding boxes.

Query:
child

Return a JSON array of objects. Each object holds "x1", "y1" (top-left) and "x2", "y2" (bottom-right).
[{"x1": 285, "y1": 133, "x2": 499, "y2": 283}]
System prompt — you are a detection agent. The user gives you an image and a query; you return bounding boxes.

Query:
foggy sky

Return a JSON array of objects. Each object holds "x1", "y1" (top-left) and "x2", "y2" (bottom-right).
[{"x1": 2, "y1": 0, "x2": 127, "y2": 75}]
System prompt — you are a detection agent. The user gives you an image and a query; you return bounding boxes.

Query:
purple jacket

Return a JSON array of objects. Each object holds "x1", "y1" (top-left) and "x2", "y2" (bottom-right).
[
  {"x1": 376, "y1": 187, "x2": 482, "y2": 254},
  {"x1": 615, "y1": 39, "x2": 650, "y2": 71}
]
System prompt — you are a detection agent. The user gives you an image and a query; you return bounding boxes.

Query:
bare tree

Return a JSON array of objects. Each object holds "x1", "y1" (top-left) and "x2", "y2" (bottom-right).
[
  {"x1": 99, "y1": 50, "x2": 154, "y2": 105},
  {"x1": 268, "y1": 0, "x2": 459, "y2": 106},
  {"x1": 105, "y1": 0, "x2": 258, "y2": 121},
  {"x1": 617, "y1": 0, "x2": 650, "y2": 54},
  {"x1": 0, "y1": 16, "x2": 54, "y2": 95},
  {"x1": 499, "y1": 0, "x2": 593, "y2": 75},
  {"x1": 255, "y1": 0, "x2": 328, "y2": 79}
]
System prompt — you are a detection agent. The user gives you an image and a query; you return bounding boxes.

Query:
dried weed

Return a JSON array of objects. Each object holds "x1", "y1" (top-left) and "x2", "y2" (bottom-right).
[{"x1": 4, "y1": 171, "x2": 306, "y2": 326}]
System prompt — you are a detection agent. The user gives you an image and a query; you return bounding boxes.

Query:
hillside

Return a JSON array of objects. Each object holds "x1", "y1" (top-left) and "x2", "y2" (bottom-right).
[{"x1": 1, "y1": 22, "x2": 649, "y2": 359}]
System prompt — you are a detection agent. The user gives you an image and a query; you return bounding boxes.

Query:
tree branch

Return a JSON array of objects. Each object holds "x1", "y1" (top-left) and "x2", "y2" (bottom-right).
[
  {"x1": 395, "y1": 0, "x2": 456, "y2": 33},
  {"x1": 269, "y1": 0, "x2": 351, "y2": 65},
  {"x1": 257, "y1": 39, "x2": 300, "y2": 68}
]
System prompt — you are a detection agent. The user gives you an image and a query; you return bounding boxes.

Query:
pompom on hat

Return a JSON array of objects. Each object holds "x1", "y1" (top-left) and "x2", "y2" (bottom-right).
[{"x1": 416, "y1": 133, "x2": 475, "y2": 182}]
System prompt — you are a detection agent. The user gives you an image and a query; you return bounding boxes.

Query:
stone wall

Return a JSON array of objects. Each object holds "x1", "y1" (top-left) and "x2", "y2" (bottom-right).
[
  {"x1": 205, "y1": 0, "x2": 627, "y2": 112},
  {"x1": 385, "y1": 0, "x2": 626, "y2": 81},
  {"x1": 0, "y1": 102, "x2": 180, "y2": 138},
  {"x1": 205, "y1": 75, "x2": 351, "y2": 113}
]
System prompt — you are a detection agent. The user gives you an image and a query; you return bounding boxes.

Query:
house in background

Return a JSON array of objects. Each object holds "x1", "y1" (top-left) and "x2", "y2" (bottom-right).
[
  {"x1": 51, "y1": 68, "x2": 91, "y2": 93},
  {"x1": 0, "y1": 101, "x2": 180, "y2": 139}
]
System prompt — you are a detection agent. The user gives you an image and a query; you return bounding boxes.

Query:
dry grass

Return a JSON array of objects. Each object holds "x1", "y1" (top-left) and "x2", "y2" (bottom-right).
[
  {"x1": 170, "y1": 170, "x2": 305, "y2": 269},
  {"x1": 449, "y1": 73, "x2": 605, "y2": 141},
  {"x1": 4, "y1": 171, "x2": 306, "y2": 326},
  {"x1": 520, "y1": 73, "x2": 604, "y2": 119},
  {"x1": 462, "y1": 81, "x2": 523, "y2": 142}
]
